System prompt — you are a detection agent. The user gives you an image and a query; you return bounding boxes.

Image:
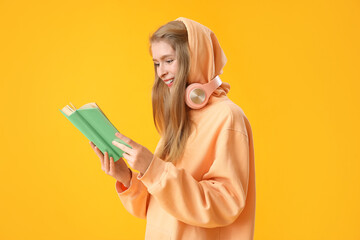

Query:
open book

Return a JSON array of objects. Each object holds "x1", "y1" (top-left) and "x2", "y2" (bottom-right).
[{"x1": 59, "y1": 102, "x2": 131, "y2": 162}]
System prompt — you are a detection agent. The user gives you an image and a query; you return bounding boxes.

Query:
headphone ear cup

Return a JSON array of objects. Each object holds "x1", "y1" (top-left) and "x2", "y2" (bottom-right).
[
  {"x1": 185, "y1": 83, "x2": 209, "y2": 109},
  {"x1": 185, "y1": 76, "x2": 223, "y2": 110}
]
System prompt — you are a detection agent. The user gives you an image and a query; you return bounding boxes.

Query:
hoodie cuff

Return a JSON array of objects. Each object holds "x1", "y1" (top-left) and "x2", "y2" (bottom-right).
[
  {"x1": 115, "y1": 180, "x2": 129, "y2": 192},
  {"x1": 115, "y1": 170, "x2": 135, "y2": 194},
  {"x1": 137, "y1": 155, "x2": 169, "y2": 192}
]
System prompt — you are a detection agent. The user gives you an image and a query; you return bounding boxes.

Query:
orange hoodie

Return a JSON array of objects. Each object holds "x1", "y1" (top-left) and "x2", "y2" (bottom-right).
[{"x1": 115, "y1": 17, "x2": 256, "y2": 240}]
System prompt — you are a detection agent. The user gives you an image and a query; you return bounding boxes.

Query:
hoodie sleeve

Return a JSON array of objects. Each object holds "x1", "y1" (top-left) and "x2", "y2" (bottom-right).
[
  {"x1": 138, "y1": 128, "x2": 250, "y2": 228},
  {"x1": 114, "y1": 139, "x2": 164, "y2": 219},
  {"x1": 115, "y1": 171, "x2": 150, "y2": 219}
]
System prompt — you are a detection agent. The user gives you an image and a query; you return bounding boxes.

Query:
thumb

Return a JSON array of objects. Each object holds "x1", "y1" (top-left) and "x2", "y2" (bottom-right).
[{"x1": 115, "y1": 132, "x2": 136, "y2": 147}]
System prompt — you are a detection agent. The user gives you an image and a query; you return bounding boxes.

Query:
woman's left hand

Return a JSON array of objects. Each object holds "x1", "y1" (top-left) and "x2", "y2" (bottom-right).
[{"x1": 112, "y1": 132, "x2": 154, "y2": 175}]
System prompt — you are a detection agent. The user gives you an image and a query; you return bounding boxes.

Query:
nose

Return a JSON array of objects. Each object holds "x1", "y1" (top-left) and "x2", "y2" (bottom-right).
[{"x1": 158, "y1": 64, "x2": 168, "y2": 79}]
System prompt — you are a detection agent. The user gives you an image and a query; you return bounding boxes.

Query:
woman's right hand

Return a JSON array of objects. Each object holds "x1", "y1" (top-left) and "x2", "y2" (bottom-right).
[{"x1": 89, "y1": 141, "x2": 132, "y2": 188}]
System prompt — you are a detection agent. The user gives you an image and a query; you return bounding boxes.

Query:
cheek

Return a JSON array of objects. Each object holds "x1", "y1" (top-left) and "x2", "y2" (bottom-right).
[
  {"x1": 156, "y1": 68, "x2": 161, "y2": 77},
  {"x1": 172, "y1": 63, "x2": 179, "y2": 75}
]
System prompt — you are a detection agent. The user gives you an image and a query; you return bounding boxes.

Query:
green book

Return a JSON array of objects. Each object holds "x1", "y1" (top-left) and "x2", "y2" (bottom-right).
[{"x1": 59, "y1": 102, "x2": 131, "y2": 162}]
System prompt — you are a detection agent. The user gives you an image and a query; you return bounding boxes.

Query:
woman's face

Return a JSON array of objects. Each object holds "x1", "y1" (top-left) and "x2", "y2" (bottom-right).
[{"x1": 151, "y1": 41, "x2": 178, "y2": 88}]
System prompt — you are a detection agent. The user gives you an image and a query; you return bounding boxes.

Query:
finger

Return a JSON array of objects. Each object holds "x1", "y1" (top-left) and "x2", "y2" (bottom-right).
[
  {"x1": 90, "y1": 142, "x2": 101, "y2": 155},
  {"x1": 109, "y1": 157, "x2": 114, "y2": 172},
  {"x1": 104, "y1": 152, "x2": 110, "y2": 173},
  {"x1": 97, "y1": 147, "x2": 105, "y2": 169},
  {"x1": 90, "y1": 142, "x2": 106, "y2": 170},
  {"x1": 114, "y1": 157, "x2": 126, "y2": 168},
  {"x1": 90, "y1": 141, "x2": 103, "y2": 156},
  {"x1": 112, "y1": 141, "x2": 135, "y2": 155},
  {"x1": 94, "y1": 145, "x2": 104, "y2": 160},
  {"x1": 114, "y1": 157, "x2": 124, "y2": 164},
  {"x1": 122, "y1": 152, "x2": 134, "y2": 162},
  {"x1": 126, "y1": 158, "x2": 135, "y2": 169},
  {"x1": 115, "y1": 132, "x2": 136, "y2": 147}
]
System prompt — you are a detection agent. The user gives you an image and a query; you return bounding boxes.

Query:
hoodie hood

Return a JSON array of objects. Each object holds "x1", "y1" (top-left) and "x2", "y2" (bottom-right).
[{"x1": 175, "y1": 17, "x2": 230, "y2": 96}]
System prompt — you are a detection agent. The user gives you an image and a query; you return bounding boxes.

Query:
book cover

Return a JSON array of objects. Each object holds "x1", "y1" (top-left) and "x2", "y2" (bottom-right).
[{"x1": 59, "y1": 102, "x2": 131, "y2": 162}]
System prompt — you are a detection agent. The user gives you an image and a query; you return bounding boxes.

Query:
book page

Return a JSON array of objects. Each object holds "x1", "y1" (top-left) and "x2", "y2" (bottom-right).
[{"x1": 79, "y1": 103, "x2": 98, "y2": 109}]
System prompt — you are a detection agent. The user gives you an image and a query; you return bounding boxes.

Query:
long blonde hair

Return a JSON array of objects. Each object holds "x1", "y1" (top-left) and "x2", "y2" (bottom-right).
[{"x1": 149, "y1": 20, "x2": 193, "y2": 163}]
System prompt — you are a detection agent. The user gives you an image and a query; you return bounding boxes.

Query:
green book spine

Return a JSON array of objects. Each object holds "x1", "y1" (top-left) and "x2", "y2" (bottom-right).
[{"x1": 59, "y1": 107, "x2": 131, "y2": 162}]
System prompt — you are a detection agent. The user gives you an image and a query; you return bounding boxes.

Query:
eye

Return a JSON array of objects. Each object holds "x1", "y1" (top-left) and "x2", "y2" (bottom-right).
[
  {"x1": 166, "y1": 60, "x2": 174, "y2": 64},
  {"x1": 154, "y1": 63, "x2": 159, "y2": 67}
]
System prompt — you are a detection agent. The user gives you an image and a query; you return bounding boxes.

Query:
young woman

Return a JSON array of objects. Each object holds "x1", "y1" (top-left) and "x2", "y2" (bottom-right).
[{"x1": 90, "y1": 17, "x2": 256, "y2": 240}]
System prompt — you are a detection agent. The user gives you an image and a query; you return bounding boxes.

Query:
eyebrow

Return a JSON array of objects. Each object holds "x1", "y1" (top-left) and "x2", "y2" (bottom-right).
[{"x1": 152, "y1": 54, "x2": 174, "y2": 61}]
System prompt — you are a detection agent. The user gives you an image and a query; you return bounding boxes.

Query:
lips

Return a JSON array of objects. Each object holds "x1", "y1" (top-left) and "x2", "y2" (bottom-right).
[{"x1": 164, "y1": 78, "x2": 174, "y2": 86}]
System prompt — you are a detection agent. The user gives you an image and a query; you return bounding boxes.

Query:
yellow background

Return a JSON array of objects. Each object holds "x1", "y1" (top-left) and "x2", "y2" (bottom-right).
[{"x1": 1, "y1": 0, "x2": 359, "y2": 239}]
